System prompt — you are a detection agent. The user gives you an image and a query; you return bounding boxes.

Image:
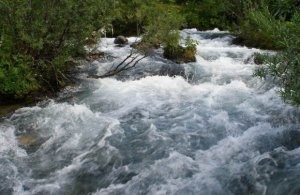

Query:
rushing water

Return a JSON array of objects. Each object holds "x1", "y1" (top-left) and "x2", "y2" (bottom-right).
[{"x1": 1, "y1": 29, "x2": 300, "y2": 195}]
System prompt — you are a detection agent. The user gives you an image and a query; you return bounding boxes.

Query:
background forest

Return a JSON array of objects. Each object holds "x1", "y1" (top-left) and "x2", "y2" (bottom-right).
[{"x1": 0, "y1": 0, "x2": 299, "y2": 104}]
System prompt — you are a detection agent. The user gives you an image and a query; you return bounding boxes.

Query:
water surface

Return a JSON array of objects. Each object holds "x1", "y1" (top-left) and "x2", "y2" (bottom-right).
[{"x1": 1, "y1": 29, "x2": 300, "y2": 195}]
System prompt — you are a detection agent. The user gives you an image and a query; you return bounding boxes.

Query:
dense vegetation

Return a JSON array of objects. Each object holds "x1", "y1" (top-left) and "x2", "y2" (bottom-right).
[
  {"x1": 0, "y1": 0, "x2": 113, "y2": 99},
  {"x1": 0, "y1": 0, "x2": 183, "y2": 100},
  {"x1": 0, "y1": 0, "x2": 299, "y2": 104}
]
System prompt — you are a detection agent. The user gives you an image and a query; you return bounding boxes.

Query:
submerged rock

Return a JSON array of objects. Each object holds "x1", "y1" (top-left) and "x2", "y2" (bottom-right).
[
  {"x1": 282, "y1": 130, "x2": 300, "y2": 150},
  {"x1": 17, "y1": 132, "x2": 46, "y2": 153},
  {"x1": 18, "y1": 134, "x2": 39, "y2": 146},
  {"x1": 159, "y1": 63, "x2": 186, "y2": 77}
]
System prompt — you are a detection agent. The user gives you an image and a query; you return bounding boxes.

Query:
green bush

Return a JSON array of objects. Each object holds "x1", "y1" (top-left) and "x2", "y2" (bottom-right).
[
  {"x1": 0, "y1": 0, "x2": 113, "y2": 98},
  {"x1": 181, "y1": 0, "x2": 229, "y2": 29},
  {"x1": 268, "y1": 0, "x2": 300, "y2": 20},
  {"x1": 0, "y1": 55, "x2": 38, "y2": 97},
  {"x1": 142, "y1": 3, "x2": 184, "y2": 45},
  {"x1": 163, "y1": 34, "x2": 197, "y2": 63},
  {"x1": 254, "y1": 10, "x2": 300, "y2": 104},
  {"x1": 236, "y1": 7, "x2": 285, "y2": 50}
]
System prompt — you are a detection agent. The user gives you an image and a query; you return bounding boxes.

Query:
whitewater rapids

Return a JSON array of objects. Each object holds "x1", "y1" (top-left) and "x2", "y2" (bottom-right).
[{"x1": 0, "y1": 29, "x2": 300, "y2": 195}]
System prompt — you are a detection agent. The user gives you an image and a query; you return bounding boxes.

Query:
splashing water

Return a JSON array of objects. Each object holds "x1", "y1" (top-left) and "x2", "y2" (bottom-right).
[{"x1": 1, "y1": 29, "x2": 300, "y2": 195}]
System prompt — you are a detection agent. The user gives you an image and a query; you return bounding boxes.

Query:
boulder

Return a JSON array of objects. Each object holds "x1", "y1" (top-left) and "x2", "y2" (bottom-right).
[
  {"x1": 181, "y1": 46, "x2": 197, "y2": 63},
  {"x1": 114, "y1": 35, "x2": 128, "y2": 45},
  {"x1": 163, "y1": 45, "x2": 196, "y2": 64}
]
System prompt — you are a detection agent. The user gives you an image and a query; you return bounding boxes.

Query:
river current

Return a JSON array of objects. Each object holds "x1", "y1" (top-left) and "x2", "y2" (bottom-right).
[{"x1": 1, "y1": 29, "x2": 300, "y2": 195}]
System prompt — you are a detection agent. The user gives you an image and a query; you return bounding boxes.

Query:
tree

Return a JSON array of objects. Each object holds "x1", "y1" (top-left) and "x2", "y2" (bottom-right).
[{"x1": 0, "y1": 0, "x2": 113, "y2": 98}]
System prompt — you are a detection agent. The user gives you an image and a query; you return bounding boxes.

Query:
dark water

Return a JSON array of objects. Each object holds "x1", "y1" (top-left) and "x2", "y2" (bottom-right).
[{"x1": 0, "y1": 29, "x2": 300, "y2": 195}]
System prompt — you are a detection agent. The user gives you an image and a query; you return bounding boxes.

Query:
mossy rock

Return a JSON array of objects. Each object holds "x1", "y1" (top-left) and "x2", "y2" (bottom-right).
[
  {"x1": 182, "y1": 46, "x2": 197, "y2": 63},
  {"x1": 163, "y1": 44, "x2": 196, "y2": 63}
]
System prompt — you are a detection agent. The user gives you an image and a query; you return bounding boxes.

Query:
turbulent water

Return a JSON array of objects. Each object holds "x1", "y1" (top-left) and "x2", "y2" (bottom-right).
[{"x1": 1, "y1": 29, "x2": 300, "y2": 195}]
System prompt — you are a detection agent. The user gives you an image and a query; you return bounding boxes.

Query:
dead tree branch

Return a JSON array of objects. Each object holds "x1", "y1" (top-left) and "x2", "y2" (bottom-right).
[{"x1": 89, "y1": 49, "x2": 147, "y2": 79}]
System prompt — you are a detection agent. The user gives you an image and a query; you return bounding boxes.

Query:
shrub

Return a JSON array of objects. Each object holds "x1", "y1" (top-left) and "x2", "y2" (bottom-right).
[
  {"x1": 163, "y1": 34, "x2": 197, "y2": 63},
  {"x1": 0, "y1": 0, "x2": 112, "y2": 97},
  {"x1": 0, "y1": 55, "x2": 38, "y2": 97},
  {"x1": 254, "y1": 10, "x2": 300, "y2": 104},
  {"x1": 236, "y1": 8, "x2": 284, "y2": 50}
]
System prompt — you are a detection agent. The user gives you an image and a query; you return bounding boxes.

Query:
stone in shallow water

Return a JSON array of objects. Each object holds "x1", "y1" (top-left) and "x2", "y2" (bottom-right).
[
  {"x1": 18, "y1": 134, "x2": 39, "y2": 146},
  {"x1": 17, "y1": 133, "x2": 46, "y2": 153}
]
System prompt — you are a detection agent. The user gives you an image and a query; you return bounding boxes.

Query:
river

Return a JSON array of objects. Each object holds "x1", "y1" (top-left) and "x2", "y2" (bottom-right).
[{"x1": 0, "y1": 29, "x2": 300, "y2": 195}]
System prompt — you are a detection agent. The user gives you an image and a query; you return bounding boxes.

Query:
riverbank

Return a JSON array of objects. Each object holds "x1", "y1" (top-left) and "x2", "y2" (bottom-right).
[
  {"x1": 0, "y1": 69, "x2": 80, "y2": 118},
  {"x1": 0, "y1": 92, "x2": 54, "y2": 119},
  {"x1": 0, "y1": 89, "x2": 64, "y2": 120}
]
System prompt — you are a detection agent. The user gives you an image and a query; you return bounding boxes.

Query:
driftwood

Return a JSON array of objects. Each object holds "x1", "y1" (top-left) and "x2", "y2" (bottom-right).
[{"x1": 89, "y1": 49, "x2": 146, "y2": 79}]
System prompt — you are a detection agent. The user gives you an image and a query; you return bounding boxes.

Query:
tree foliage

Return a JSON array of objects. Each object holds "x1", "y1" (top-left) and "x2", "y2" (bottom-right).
[
  {"x1": 254, "y1": 9, "x2": 300, "y2": 104},
  {"x1": 1, "y1": 0, "x2": 299, "y2": 105},
  {"x1": 0, "y1": 0, "x2": 113, "y2": 98}
]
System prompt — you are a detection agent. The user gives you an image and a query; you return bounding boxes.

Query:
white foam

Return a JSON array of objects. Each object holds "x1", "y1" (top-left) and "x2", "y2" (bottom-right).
[
  {"x1": 1, "y1": 29, "x2": 299, "y2": 194},
  {"x1": 0, "y1": 125, "x2": 27, "y2": 157}
]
